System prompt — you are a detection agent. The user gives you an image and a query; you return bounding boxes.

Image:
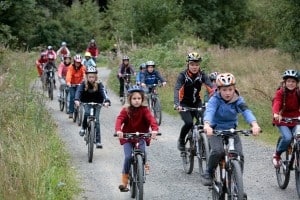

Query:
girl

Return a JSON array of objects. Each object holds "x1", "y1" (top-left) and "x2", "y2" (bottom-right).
[{"x1": 115, "y1": 85, "x2": 158, "y2": 192}]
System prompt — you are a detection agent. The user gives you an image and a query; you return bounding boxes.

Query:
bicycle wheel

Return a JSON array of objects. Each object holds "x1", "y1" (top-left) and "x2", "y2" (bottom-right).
[
  {"x1": 212, "y1": 164, "x2": 225, "y2": 200},
  {"x1": 65, "y1": 90, "x2": 69, "y2": 114},
  {"x1": 73, "y1": 106, "x2": 78, "y2": 123},
  {"x1": 48, "y1": 79, "x2": 54, "y2": 100},
  {"x1": 152, "y1": 97, "x2": 162, "y2": 126},
  {"x1": 198, "y1": 132, "x2": 210, "y2": 176},
  {"x1": 136, "y1": 154, "x2": 144, "y2": 200},
  {"x1": 275, "y1": 137, "x2": 291, "y2": 189},
  {"x1": 59, "y1": 89, "x2": 65, "y2": 111},
  {"x1": 88, "y1": 121, "x2": 95, "y2": 163},
  {"x1": 129, "y1": 163, "x2": 137, "y2": 198},
  {"x1": 77, "y1": 104, "x2": 83, "y2": 126},
  {"x1": 182, "y1": 132, "x2": 194, "y2": 174},
  {"x1": 228, "y1": 160, "x2": 244, "y2": 200},
  {"x1": 295, "y1": 146, "x2": 300, "y2": 197}
]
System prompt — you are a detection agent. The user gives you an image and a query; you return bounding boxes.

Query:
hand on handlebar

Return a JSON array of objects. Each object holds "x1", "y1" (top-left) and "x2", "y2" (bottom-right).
[
  {"x1": 162, "y1": 82, "x2": 167, "y2": 87},
  {"x1": 204, "y1": 124, "x2": 213, "y2": 136},
  {"x1": 273, "y1": 113, "x2": 282, "y2": 122},
  {"x1": 116, "y1": 131, "x2": 124, "y2": 139},
  {"x1": 103, "y1": 102, "x2": 110, "y2": 108},
  {"x1": 151, "y1": 131, "x2": 158, "y2": 140},
  {"x1": 74, "y1": 100, "x2": 80, "y2": 107},
  {"x1": 251, "y1": 122, "x2": 261, "y2": 136}
]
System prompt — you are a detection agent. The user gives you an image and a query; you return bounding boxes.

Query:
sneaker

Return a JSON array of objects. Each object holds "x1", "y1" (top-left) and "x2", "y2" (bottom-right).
[
  {"x1": 177, "y1": 139, "x2": 185, "y2": 151},
  {"x1": 272, "y1": 153, "x2": 281, "y2": 168},
  {"x1": 96, "y1": 143, "x2": 103, "y2": 149},
  {"x1": 145, "y1": 163, "x2": 150, "y2": 175},
  {"x1": 68, "y1": 113, "x2": 73, "y2": 118},
  {"x1": 201, "y1": 170, "x2": 213, "y2": 186},
  {"x1": 79, "y1": 128, "x2": 85, "y2": 137},
  {"x1": 243, "y1": 192, "x2": 247, "y2": 200}
]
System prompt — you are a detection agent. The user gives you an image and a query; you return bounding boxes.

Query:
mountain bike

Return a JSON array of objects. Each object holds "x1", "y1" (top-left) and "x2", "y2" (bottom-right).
[
  {"x1": 275, "y1": 117, "x2": 300, "y2": 197},
  {"x1": 59, "y1": 83, "x2": 69, "y2": 113},
  {"x1": 210, "y1": 129, "x2": 252, "y2": 200},
  {"x1": 42, "y1": 66, "x2": 55, "y2": 100},
  {"x1": 180, "y1": 106, "x2": 210, "y2": 176},
  {"x1": 69, "y1": 84, "x2": 81, "y2": 122},
  {"x1": 82, "y1": 102, "x2": 103, "y2": 163},
  {"x1": 114, "y1": 132, "x2": 161, "y2": 200},
  {"x1": 73, "y1": 103, "x2": 84, "y2": 126},
  {"x1": 120, "y1": 73, "x2": 134, "y2": 105},
  {"x1": 147, "y1": 83, "x2": 162, "y2": 126}
]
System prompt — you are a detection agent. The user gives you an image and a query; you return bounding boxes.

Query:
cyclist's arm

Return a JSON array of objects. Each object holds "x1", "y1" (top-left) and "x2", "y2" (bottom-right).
[
  {"x1": 174, "y1": 73, "x2": 184, "y2": 108},
  {"x1": 155, "y1": 71, "x2": 166, "y2": 83},
  {"x1": 272, "y1": 89, "x2": 283, "y2": 115},
  {"x1": 238, "y1": 97, "x2": 257, "y2": 125},
  {"x1": 57, "y1": 63, "x2": 64, "y2": 78},
  {"x1": 98, "y1": 82, "x2": 111, "y2": 105},
  {"x1": 56, "y1": 47, "x2": 62, "y2": 56},
  {"x1": 66, "y1": 68, "x2": 73, "y2": 86},
  {"x1": 74, "y1": 83, "x2": 84, "y2": 101},
  {"x1": 115, "y1": 108, "x2": 127, "y2": 132},
  {"x1": 144, "y1": 107, "x2": 159, "y2": 131}
]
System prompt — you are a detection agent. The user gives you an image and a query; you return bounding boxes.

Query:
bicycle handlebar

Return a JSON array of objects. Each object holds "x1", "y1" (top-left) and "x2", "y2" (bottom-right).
[
  {"x1": 175, "y1": 106, "x2": 205, "y2": 112},
  {"x1": 81, "y1": 102, "x2": 111, "y2": 107},
  {"x1": 212, "y1": 129, "x2": 253, "y2": 136},
  {"x1": 113, "y1": 132, "x2": 162, "y2": 138},
  {"x1": 281, "y1": 117, "x2": 300, "y2": 123}
]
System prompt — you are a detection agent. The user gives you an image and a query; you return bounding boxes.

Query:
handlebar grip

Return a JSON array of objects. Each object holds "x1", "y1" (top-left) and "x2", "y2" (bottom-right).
[
  {"x1": 113, "y1": 133, "x2": 118, "y2": 137},
  {"x1": 157, "y1": 133, "x2": 162, "y2": 136}
]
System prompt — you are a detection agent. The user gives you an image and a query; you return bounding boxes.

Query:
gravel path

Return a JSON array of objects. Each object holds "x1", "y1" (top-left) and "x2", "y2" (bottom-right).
[{"x1": 41, "y1": 67, "x2": 298, "y2": 200}]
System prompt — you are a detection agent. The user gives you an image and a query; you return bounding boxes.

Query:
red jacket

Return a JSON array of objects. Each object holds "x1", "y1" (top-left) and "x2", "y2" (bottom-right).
[
  {"x1": 86, "y1": 46, "x2": 99, "y2": 57},
  {"x1": 115, "y1": 106, "x2": 159, "y2": 145},
  {"x1": 272, "y1": 87, "x2": 300, "y2": 126}
]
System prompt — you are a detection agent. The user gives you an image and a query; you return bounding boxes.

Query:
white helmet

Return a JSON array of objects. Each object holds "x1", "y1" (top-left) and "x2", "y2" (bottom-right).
[
  {"x1": 86, "y1": 66, "x2": 98, "y2": 74},
  {"x1": 216, "y1": 73, "x2": 236, "y2": 87},
  {"x1": 282, "y1": 69, "x2": 299, "y2": 81}
]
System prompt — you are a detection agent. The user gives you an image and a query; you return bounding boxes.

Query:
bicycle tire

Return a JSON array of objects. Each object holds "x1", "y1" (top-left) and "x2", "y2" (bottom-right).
[
  {"x1": 65, "y1": 90, "x2": 69, "y2": 114},
  {"x1": 77, "y1": 105, "x2": 83, "y2": 126},
  {"x1": 48, "y1": 79, "x2": 54, "y2": 100},
  {"x1": 182, "y1": 132, "x2": 194, "y2": 174},
  {"x1": 136, "y1": 154, "x2": 144, "y2": 200},
  {"x1": 73, "y1": 107, "x2": 78, "y2": 123},
  {"x1": 228, "y1": 160, "x2": 244, "y2": 200},
  {"x1": 275, "y1": 136, "x2": 291, "y2": 189},
  {"x1": 59, "y1": 89, "x2": 64, "y2": 111},
  {"x1": 198, "y1": 132, "x2": 210, "y2": 176},
  {"x1": 88, "y1": 121, "x2": 95, "y2": 163},
  {"x1": 129, "y1": 164, "x2": 137, "y2": 198},
  {"x1": 152, "y1": 97, "x2": 162, "y2": 126},
  {"x1": 295, "y1": 145, "x2": 300, "y2": 197},
  {"x1": 212, "y1": 164, "x2": 225, "y2": 200}
]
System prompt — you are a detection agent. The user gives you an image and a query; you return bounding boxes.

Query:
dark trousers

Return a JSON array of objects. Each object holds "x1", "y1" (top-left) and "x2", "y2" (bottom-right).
[
  {"x1": 179, "y1": 111, "x2": 198, "y2": 140},
  {"x1": 119, "y1": 78, "x2": 124, "y2": 97}
]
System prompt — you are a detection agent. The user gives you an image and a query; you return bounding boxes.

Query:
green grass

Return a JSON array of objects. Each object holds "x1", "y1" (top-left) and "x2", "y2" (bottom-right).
[{"x1": 0, "y1": 50, "x2": 80, "y2": 199}]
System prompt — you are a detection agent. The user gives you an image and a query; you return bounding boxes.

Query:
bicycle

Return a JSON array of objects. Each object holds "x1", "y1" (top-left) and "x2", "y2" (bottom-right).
[
  {"x1": 114, "y1": 132, "x2": 161, "y2": 200},
  {"x1": 82, "y1": 102, "x2": 104, "y2": 163},
  {"x1": 42, "y1": 66, "x2": 55, "y2": 100},
  {"x1": 275, "y1": 117, "x2": 300, "y2": 197},
  {"x1": 73, "y1": 102, "x2": 84, "y2": 126},
  {"x1": 120, "y1": 73, "x2": 134, "y2": 105},
  {"x1": 179, "y1": 106, "x2": 210, "y2": 176},
  {"x1": 58, "y1": 83, "x2": 69, "y2": 113},
  {"x1": 69, "y1": 84, "x2": 81, "y2": 122},
  {"x1": 210, "y1": 129, "x2": 252, "y2": 200},
  {"x1": 146, "y1": 83, "x2": 162, "y2": 126}
]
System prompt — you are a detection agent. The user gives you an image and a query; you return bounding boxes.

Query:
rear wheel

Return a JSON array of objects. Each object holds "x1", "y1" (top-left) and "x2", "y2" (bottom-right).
[
  {"x1": 198, "y1": 132, "x2": 210, "y2": 176},
  {"x1": 275, "y1": 136, "x2": 291, "y2": 189},
  {"x1": 228, "y1": 160, "x2": 244, "y2": 200},
  {"x1": 59, "y1": 89, "x2": 65, "y2": 111},
  {"x1": 73, "y1": 106, "x2": 78, "y2": 123},
  {"x1": 295, "y1": 145, "x2": 300, "y2": 197},
  {"x1": 48, "y1": 79, "x2": 54, "y2": 100},
  {"x1": 65, "y1": 90, "x2": 69, "y2": 114},
  {"x1": 182, "y1": 132, "x2": 194, "y2": 174},
  {"x1": 152, "y1": 97, "x2": 162, "y2": 125},
  {"x1": 88, "y1": 121, "x2": 95, "y2": 163},
  {"x1": 136, "y1": 154, "x2": 144, "y2": 200}
]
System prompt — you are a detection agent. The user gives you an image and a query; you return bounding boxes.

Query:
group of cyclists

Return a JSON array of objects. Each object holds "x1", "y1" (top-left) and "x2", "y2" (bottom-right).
[{"x1": 35, "y1": 43, "x2": 300, "y2": 197}]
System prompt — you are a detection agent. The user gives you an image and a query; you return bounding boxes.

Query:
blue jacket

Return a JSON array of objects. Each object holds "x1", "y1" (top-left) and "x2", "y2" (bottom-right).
[
  {"x1": 82, "y1": 58, "x2": 96, "y2": 68},
  {"x1": 136, "y1": 71, "x2": 144, "y2": 83},
  {"x1": 203, "y1": 90, "x2": 256, "y2": 130},
  {"x1": 141, "y1": 70, "x2": 166, "y2": 85}
]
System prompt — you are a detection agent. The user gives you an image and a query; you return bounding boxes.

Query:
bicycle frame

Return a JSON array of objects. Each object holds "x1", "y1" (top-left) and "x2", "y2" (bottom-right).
[{"x1": 121, "y1": 73, "x2": 134, "y2": 105}]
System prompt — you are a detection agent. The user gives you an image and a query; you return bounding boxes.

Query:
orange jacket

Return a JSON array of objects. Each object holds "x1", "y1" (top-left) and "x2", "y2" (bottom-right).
[{"x1": 66, "y1": 64, "x2": 86, "y2": 85}]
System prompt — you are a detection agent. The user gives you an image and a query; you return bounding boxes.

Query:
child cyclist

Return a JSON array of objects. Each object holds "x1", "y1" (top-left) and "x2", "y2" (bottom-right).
[
  {"x1": 74, "y1": 66, "x2": 110, "y2": 149},
  {"x1": 201, "y1": 73, "x2": 261, "y2": 187},
  {"x1": 57, "y1": 54, "x2": 72, "y2": 98},
  {"x1": 272, "y1": 69, "x2": 300, "y2": 168},
  {"x1": 115, "y1": 85, "x2": 158, "y2": 192},
  {"x1": 136, "y1": 63, "x2": 146, "y2": 85},
  {"x1": 82, "y1": 51, "x2": 96, "y2": 68},
  {"x1": 66, "y1": 54, "x2": 86, "y2": 118},
  {"x1": 174, "y1": 52, "x2": 214, "y2": 151}
]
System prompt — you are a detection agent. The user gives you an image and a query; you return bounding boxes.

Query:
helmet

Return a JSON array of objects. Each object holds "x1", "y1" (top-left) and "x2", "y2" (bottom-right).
[
  {"x1": 122, "y1": 55, "x2": 129, "y2": 60},
  {"x1": 84, "y1": 52, "x2": 92, "y2": 57},
  {"x1": 187, "y1": 52, "x2": 202, "y2": 62},
  {"x1": 146, "y1": 60, "x2": 155, "y2": 67},
  {"x1": 140, "y1": 63, "x2": 146, "y2": 70},
  {"x1": 128, "y1": 85, "x2": 144, "y2": 93},
  {"x1": 61, "y1": 41, "x2": 66, "y2": 46},
  {"x1": 48, "y1": 54, "x2": 55, "y2": 60},
  {"x1": 209, "y1": 72, "x2": 219, "y2": 81},
  {"x1": 41, "y1": 52, "x2": 47, "y2": 57},
  {"x1": 282, "y1": 69, "x2": 299, "y2": 81},
  {"x1": 73, "y1": 54, "x2": 82, "y2": 63},
  {"x1": 64, "y1": 54, "x2": 71, "y2": 59},
  {"x1": 90, "y1": 39, "x2": 95, "y2": 43},
  {"x1": 47, "y1": 45, "x2": 53, "y2": 50},
  {"x1": 216, "y1": 73, "x2": 236, "y2": 87},
  {"x1": 86, "y1": 66, "x2": 98, "y2": 74}
]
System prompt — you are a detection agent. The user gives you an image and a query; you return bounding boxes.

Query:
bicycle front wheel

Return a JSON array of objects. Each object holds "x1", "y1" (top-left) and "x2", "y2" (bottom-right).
[
  {"x1": 136, "y1": 154, "x2": 144, "y2": 200},
  {"x1": 295, "y1": 145, "x2": 300, "y2": 197},
  {"x1": 65, "y1": 90, "x2": 69, "y2": 114},
  {"x1": 198, "y1": 132, "x2": 210, "y2": 176},
  {"x1": 228, "y1": 160, "x2": 244, "y2": 200},
  {"x1": 275, "y1": 137, "x2": 291, "y2": 189},
  {"x1": 129, "y1": 163, "x2": 137, "y2": 198},
  {"x1": 77, "y1": 105, "x2": 83, "y2": 126},
  {"x1": 59, "y1": 90, "x2": 64, "y2": 111},
  {"x1": 88, "y1": 121, "x2": 95, "y2": 163},
  {"x1": 182, "y1": 132, "x2": 194, "y2": 174},
  {"x1": 152, "y1": 97, "x2": 162, "y2": 126},
  {"x1": 212, "y1": 164, "x2": 225, "y2": 200},
  {"x1": 73, "y1": 107, "x2": 78, "y2": 123}
]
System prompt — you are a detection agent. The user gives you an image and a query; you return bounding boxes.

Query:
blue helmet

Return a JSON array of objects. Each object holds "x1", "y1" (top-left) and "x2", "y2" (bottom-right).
[
  {"x1": 128, "y1": 85, "x2": 144, "y2": 93},
  {"x1": 140, "y1": 63, "x2": 146, "y2": 70}
]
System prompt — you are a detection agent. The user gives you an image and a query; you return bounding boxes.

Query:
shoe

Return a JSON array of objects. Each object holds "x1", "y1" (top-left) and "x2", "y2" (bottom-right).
[
  {"x1": 79, "y1": 128, "x2": 85, "y2": 136},
  {"x1": 68, "y1": 113, "x2": 73, "y2": 118},
  {"x1": 272, "y1": 153, "x2": 281, "y2": 168},
  {"x1": 96, "y1": 143, "x2": 103, "y2": 149},
  {"x1": 118, "y1": 185, "x2": 129, "y2": 192},
  {"x1": 243, "y1": 192, "x2": 247, "y2": 200},
  {"x1": 177, "y1": 139, "x2": 185, "y2": 151},
  {"x1": 119, "y1": 97, "x2": 124, "y2": 102},
  {"x1": 145, "y1": 162, "x2": 150, "y2": 175},
  {"x1": 201, "y1": 170, "x2": 213, "y2": 186}
]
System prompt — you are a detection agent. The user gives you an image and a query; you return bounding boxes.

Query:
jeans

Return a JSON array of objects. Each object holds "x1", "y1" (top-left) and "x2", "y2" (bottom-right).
[
  {"x1": 207, "y1": 134, "x2": 244, "y2": 173},
  {"x1": 122, "y1": 139, "x2": 146, "y2": 174},
  {"x1": 68, "y1": 86, "x2": 78, "y2": 113},
  {"x1": 82, "y1": 104, "x2": 101, "y2": 143},
  {"x1": 276, "y1": 125, "x2": 297, "y2": 154}
]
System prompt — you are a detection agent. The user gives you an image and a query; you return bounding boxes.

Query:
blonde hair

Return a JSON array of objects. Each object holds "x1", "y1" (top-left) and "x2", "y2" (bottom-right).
[{"x1": 84, "y1": 74, "x2": 98, "y2": 91}]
